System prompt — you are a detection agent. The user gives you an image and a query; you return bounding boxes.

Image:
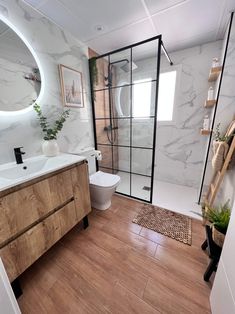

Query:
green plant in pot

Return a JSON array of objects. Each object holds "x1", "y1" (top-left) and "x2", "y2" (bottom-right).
[
  {"x1": 206, "y1": 200, "x2": 231, "y2": 247},
  {"x1": 34, "y1": 103, "x2": 70, "y2": 157}
]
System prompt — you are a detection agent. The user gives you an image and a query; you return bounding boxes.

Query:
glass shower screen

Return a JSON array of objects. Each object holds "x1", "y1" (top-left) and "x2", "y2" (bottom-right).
[{"x1": 89, "y1": 36, "x2": 161, "y2": 202}]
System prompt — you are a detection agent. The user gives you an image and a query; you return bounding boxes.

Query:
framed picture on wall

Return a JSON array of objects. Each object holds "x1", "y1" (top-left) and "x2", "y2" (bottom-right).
[{"x1": 59, "y1": 64, "x2": 84, "y2": 108}]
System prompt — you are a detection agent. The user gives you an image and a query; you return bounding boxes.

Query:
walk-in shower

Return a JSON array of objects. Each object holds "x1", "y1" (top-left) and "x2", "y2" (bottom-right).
[
  {"x1": 89, "y1": 36, "x2": 172, "y2": 202},
  {"x1": 89, "y1": 18, "x2": 233, "y2": 217}
]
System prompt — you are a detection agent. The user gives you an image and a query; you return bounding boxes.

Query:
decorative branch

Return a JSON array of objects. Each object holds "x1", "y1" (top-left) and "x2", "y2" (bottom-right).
[
  {"x1": 213, "y1": 123, "x2": 233, "y2": 142},
  {"x1": 24, "y1": 73, "x2": 41, "y2": 83},
  {"x1": 34, "y1": 103, "x2": 70, "y2": 140}
]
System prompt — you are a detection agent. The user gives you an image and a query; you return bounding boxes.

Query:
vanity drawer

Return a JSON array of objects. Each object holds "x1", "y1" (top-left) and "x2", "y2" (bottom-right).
[
  {"x1": 71, "y1": 163, "x2": 91, "y2": 220},
  {"x1": 0, "y1": 200, "x2": 78, "y2": 282},
  {"x1": 0, "y1": 169, "x2": 73, "y2": 246}
]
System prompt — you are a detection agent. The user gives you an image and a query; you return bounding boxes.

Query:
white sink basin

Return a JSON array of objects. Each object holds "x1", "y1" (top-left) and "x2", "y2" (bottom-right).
[
  {"x1": 0, "y1": 153, "x2": 85, "y2": 192},
  {"x1": 0, "y1": 158, "x2": 47, "y2": 180}
]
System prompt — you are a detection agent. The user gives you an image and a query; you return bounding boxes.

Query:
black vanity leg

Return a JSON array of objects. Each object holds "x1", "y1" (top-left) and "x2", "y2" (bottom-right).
[
  {"x1": 11, "y1": 278, "x2": 23, "y2": 299},
  {"x1": 83, "y1": 215, "x2": 89, "y2": 229}
]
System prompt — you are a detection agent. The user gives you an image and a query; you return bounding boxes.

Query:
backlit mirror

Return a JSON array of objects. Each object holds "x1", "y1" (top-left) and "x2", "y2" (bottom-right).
[{"x1": 0, "y1": 18, "x2": 41, "y2": 112}]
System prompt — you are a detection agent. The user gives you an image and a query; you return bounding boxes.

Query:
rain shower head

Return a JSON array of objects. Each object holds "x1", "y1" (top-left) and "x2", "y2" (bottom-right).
[
  {"x1": 109, "y1": 58, "x2": 138, "y2": 72},
  {"x1": 120, "y1": 60, "x2": 138, "y2": 72},
  {"x1": 105, "y1": 58, "x2": 138, "y2": 87}
]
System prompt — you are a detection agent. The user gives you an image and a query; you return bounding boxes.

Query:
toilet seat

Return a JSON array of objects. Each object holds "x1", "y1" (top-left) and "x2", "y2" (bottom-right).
[{"x1": 90, "y1": 171, "x2": 120, "y2": 188}]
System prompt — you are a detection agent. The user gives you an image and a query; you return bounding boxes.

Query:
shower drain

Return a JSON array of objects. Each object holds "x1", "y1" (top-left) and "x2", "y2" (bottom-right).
[{"x1": 142, "y1": 186, "x2": 151, "y2": 191}]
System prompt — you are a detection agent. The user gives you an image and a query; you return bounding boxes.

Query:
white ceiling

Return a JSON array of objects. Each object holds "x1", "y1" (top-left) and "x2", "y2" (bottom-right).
[{"x1": 23, "y1": 0, "x2": 235, "y2": 55}]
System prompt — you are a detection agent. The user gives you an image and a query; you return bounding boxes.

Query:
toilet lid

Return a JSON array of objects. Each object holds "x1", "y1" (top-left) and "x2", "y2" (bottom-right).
[{"x1": 90, "y1": 171, "x2": 120, "y2": 188}]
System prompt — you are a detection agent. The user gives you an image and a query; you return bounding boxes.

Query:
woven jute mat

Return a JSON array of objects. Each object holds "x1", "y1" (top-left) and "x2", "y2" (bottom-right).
[{"x1": 133, "y1": 204, "x2": 192, "y2": 245}]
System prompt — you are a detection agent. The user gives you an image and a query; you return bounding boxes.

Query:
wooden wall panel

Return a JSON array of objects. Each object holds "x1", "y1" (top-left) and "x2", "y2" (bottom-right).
[
  {"x1": 89, "y1": 48, "x2": 119, "y2": 176},
  {"x1": 88, "y1": 48, "x2": 108, "y2": 91},
  {"x1": 94, "y1": 89, "x2": 110, "y2": 119},
  {"x1": 96, "y1": 119, "x2": 109, "y2": 145},
  {"x1": 97, "y1": 145, "x2": 113, "y2": 169}
]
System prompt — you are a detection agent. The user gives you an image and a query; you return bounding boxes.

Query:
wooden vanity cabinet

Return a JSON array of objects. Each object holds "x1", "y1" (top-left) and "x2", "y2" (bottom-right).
[{"x1": 0, "y1": 161, "x2": 91, "y2": 282}]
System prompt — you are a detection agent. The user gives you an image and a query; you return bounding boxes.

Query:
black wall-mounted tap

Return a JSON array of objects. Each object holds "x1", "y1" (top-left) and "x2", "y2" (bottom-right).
[{"x1": 14, "y1": 147, "x2": 25, "y2": 164}]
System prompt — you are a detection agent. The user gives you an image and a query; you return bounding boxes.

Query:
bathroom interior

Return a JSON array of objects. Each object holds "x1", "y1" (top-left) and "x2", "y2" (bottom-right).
[{"x1": 1, "y1": 0, "x2": 235, "y2": 313}]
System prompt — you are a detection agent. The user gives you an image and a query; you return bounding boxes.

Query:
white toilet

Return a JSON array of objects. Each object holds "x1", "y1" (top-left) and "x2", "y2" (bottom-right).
[{"x1": 75, "y1": 148, "x2": 120, "y2": 210}]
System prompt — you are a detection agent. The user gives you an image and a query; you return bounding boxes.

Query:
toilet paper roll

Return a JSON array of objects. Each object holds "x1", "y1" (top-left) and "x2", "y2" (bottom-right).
[{"x1": 94, "y1": 150, "x2": 102, "y2": 161}]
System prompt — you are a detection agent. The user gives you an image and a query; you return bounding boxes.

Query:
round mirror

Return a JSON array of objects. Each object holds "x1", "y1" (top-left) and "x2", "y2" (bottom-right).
[{"x1": 0, "y1": 19, "x2": 41, "y2": 112}]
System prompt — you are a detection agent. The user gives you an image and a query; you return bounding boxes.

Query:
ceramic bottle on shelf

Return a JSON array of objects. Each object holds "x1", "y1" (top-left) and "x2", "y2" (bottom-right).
[
  {"x1": 203, "y1": 115, "x2": 210, "y2": 130},
  {"x1": 207, "y1": 86, "x2": 214, "y2": 100},
  {"x1": 212, "y1": 57, "x2": 219, "y2": 68}
]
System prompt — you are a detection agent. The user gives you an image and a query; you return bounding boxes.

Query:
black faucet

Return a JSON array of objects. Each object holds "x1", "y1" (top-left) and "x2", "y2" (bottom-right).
[{"x1": 14, "y1": 147, "x2": 25, "y2": 164}]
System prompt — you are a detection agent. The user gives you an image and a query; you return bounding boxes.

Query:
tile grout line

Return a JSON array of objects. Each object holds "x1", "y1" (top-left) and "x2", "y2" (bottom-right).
[{"x1": 117, "y1": 281, "x2": 161, "y2": 314}]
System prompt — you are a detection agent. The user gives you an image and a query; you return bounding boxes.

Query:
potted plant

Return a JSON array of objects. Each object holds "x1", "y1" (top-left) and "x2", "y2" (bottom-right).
[
  {"x1": 89, "y1": 57, "x2": 98, "y2": 86},
  {"x1": 89, "y1": 57, "x2": 98, "y2": 101},
  {"x1": 34, "y1": 103, "x2": 70, "y2": 156},
  {"x1": 206, "y1": 200, "x2": 231, "y2": 247}
]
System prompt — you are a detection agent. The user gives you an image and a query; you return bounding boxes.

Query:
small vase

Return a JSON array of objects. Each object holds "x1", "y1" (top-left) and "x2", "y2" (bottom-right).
[{"x1": 42, "y1": 140, "x2": 59, "y2": 157}]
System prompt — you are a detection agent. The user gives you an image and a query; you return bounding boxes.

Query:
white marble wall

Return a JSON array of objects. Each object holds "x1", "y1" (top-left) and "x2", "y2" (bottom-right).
[
  {"x1": 0, "y1": 0, "x2": 94, "y2": 165},
  {"x1": 156, "y1": 41, "x2": 222, "y2": 188},
  {"x1": 205, "y1": 14, "x2": 235, "y2": 206},
  {"x1": 117, "y1": 40, "x2": 222, "y2": 188}
]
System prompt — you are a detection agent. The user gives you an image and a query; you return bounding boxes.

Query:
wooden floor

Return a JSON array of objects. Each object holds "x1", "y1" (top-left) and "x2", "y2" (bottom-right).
[{"x1": 18, "y1": 195, "x2": 212, "y2": 313}]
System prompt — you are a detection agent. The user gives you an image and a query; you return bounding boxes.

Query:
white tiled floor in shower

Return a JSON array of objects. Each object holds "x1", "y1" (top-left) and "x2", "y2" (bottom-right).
[
  {"x1": 116, "y1": 171, "x2": 202, "y2": 220},
  {"x1": 152, "y1": 180, "x2": 202, "y2": 220}
]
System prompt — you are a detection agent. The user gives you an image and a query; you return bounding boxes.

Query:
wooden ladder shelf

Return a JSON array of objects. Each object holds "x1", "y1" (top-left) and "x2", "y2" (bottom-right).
[{"x1": 205, "y1": 136, "x2": 235, "y2": 206}]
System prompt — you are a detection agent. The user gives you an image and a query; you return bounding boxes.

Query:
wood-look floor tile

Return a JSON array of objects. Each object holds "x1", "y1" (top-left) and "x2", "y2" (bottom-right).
[
  {"x1": 101, "y1": 220, "x2": 157, "y2": 256},
  {"x1": 49, "y1": 267, "x2": 111, "y2": 313},
  {"x1": 35, "y1": 243, "x2": 157, "y2": 313},
  {"x1": 61, "y1": 233, "x2": 149, "y2": 298},
  {"x1": 144, "y1": 277, "x2": 210, "y2": 314},
  {"x1": 155, "y1": 245, "x2": 212, "y2": 290},
  {"x1": 18, "y1": 195, "x2": 211, "y2": 313},
  {"x1": 140, "y1": 226, "x2": 209, "y2": 265}
]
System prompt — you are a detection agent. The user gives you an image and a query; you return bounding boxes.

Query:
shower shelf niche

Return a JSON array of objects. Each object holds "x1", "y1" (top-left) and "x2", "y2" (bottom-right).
[
  {"x1": 200, "y1": 129, "x2": 212, "y2": 135},
  {"x1": 208, "y1": 66, "x2": 222, "y2": 82},
  {"x1": 204, "y1": 99, "x2": 216, "y2": 108}
]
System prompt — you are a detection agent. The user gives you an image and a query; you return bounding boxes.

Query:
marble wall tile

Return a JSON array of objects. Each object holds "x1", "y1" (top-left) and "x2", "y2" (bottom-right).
[
  {"x1": 156, "y1": 41, "x2": 222, "y2": 188},
  {"x1": 117, "y1": 40, "x2": 222, "y2": 188},
  {"x1": 0, "y1": 0, "x2": 94, "y2": 164}
]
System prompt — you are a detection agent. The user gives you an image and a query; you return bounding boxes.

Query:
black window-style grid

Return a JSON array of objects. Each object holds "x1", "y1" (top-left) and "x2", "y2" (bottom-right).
[{"x1": 89, "y1": 35, "x2": 169, "y2": 203}]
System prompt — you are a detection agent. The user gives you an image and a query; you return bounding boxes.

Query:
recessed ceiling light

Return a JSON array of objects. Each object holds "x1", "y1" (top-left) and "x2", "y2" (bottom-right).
[{"x1": 94, "y1": 25, "x2": 104, "y2": 32}]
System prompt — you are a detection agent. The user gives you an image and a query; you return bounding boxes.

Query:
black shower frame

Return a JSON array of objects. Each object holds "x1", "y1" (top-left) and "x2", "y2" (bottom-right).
[{"x1": 89, "y1": 35, "x2": 171, "y2": 203}]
